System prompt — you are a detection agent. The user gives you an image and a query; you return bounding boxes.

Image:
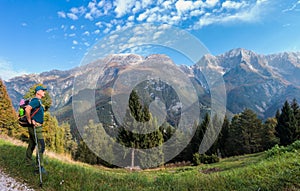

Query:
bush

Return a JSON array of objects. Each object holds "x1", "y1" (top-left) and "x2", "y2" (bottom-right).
[
  {"x1": 265, "y1": 140, "x2": 300, "y2": 158},
  {"x1": 192, "y1": 153, "x2": 201, "y2": 166},
  {"x1": 192, "y1": 153, "x2": 219, "y2": 165}
]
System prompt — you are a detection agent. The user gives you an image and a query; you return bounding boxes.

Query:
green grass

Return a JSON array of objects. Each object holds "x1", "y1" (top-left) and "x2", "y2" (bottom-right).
[{"x1": 0, "y1": 138, "x2": 300, "y2": 191}]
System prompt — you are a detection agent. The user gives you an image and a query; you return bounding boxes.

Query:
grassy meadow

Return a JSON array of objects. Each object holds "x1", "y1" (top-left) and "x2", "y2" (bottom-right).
[{"x1": 0, "y1": 137, "x2": 299, "y2": 191}]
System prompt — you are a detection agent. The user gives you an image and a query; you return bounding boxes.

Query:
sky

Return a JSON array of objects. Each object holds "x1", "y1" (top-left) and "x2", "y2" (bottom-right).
[{"x1": 0, "y1": 0, "x2": 300, "y2": 80}]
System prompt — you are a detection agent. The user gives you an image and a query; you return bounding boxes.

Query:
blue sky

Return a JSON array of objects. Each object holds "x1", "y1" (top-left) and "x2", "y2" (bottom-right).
[{"x1": 0, "y1": 0, "x2": 300, "y2": 80}]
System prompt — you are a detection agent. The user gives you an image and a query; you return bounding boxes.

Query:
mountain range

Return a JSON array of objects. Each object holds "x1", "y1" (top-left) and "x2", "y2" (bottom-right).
[{"x1": 4, "y1": 48, "x2": 300, "y2": 122}]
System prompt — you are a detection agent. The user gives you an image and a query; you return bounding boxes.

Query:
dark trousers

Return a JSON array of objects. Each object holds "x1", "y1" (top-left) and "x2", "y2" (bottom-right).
[{"x1": 25, "y1": 126, "x2": 45, "y2": 166}]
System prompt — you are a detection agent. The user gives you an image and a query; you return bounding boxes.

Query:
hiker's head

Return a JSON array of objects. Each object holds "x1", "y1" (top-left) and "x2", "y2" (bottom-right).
[{"x1": 35, "y1": 86, "x2": 47, "y2": 98}]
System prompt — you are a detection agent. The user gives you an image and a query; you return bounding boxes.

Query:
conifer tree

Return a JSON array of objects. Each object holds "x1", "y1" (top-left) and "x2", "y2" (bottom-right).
[
  {"x1": 290, "y1": 98, "x2": 300, "y2": 140},
  {"x1": 42, "y1": 112, "x2": 65, "y2": 153},
  {"x1": 226, "y1": 114, "x2": 243, "y2": 156},
  {"x1": 117, "y1": 90, "x2": 164, "y2": 168},
  {"x1": 76, "y1": 120, "x2": 114, "y2": 166},
  {"x1": 206, "y1": 114, "x2": 223, "y2": 155},
  {"x1": 226, "y1": 108, "x2": 263, "y2": 156},
  {"x1": 62, "y1": 122, "x2": 77, "y2": 156},
  {"x1": 262, "y1": 118, "x2": 279, "y2": 150},
  {"x1": 240, "y1": 108, "x2": 263, "y2": 153},
  {"x1": 191, "y1": 113, "x2": 210, "y2": 155},
  {"x1": 275, "y1": 109, "x2": 281, "y2": 121},
  {"x1": 276, "y1": 100, "x2": 298, "y2": 145},
  {"x1": 0, "y1": 79, "x2": 21, "y2": 137},
  {"x1": 218, "y1": 116, "x2": 230, "y2": 157},
  {"x1": 178, "y1": 113, "x2": 210, "y2": 162}
]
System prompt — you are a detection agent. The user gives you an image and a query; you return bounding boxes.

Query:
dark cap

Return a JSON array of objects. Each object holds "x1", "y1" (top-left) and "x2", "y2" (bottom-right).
[{"x1": 35, "y1": 85, "x2": 47, "y2": 93}]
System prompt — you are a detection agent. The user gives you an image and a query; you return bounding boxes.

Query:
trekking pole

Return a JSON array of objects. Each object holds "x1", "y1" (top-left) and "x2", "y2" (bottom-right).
[{"x1": 34, "y1": 127, "x2": 43, "y2": 188}]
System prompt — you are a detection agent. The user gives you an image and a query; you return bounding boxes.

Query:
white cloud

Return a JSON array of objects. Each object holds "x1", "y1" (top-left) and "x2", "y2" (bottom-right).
[
  {"x1": 67, "y1": 13, "x2": 78, "y2": 20},
  {"x1": 190, "y1": 9, "x2": 204, "y2": 17},
  {"x1": 21, "y1": 22, "x2": 28, "y2": 27},
  {"x1": 0, "y1": 59, "x2": 27, "y2": 80},
  {"x1": 103, "y1": 27, "x2": 111, "y2": 34},
  {"x1": 102, "y1": 1, "x2": 113, "y2": 14},
  {"x1": 146, "y1": 12, "x2": 158, "y2": 22},
  {"x1": 97, "y1": 0, "x2": 106, "y2": 7},
  {"x1": 205, "y1": 0, "x2": 219, "y2": 8},
  {"x1": 83, "y1": 31, "x2": 90, "y2": 36},
  {"x1": 137, "y1": 10, "x2": 148, "y2": 21},
  {"x1": 70, "y1": 7, "x2": 79, "y2": 14},
  {"x1": 94, "y1": 29, "x2": 100, "y2": 34},
  {"x1": 70, "y1": 6, "x2": 86, "y2": 15},
  {"x1": 46, "y1": 28, "x2": 57, "y2": 33},
  {"x1": 95, "y1": 21, "x2": 103, "y2": 27},
  {"x1": 57, "y1": 11, "x2": 66, "y2": 18},
  {"x1": 72, "y1": 40, "x2": 78, "y2": 45},
  {"x1": 162, "y1": 1, "x2": 173, "y2": 9},
  {"x1": 132, "y1": 1, "x2": 142, "y2": 13},
  {"x1": 222, "y1": 1, "x2": 246, "y2": 10},
  {"x1": 114, "y1": 0, "x2": 136, "y2": 18},
  {"x1": 195, "y1": 0, "x2": 269, "y2": 28},
  {"x1": 70, "y1": 25, "x2": 76, "y2": 30},
  {"x1": 128, "y1": 15, "x2": 135, "y2": 21},
  {"x1": 85, "y1": 12, "x2": 93, "y2": 20},
  {"x1": 141, "y1": 0, "x2": 152, "y2": 8},
  {"x1": 89, "y1": 2, "x2": 102, "y2": 17},
  {"x1": 175, "y1": 0, "x2": 194, "y2": 15}
]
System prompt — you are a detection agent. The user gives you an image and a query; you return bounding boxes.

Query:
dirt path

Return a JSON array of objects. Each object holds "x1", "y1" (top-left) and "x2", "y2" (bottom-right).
[{"x1": 0, "y1": 168, "x2": 35, "y2": 191}]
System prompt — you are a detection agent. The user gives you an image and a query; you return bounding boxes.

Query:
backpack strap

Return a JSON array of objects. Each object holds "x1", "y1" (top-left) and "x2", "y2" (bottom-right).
[
  {"x1": 30, "y1": 98, "x2": 42, "y2": 118},
  {"x1": 30, "y1": 107, "x2": 40, "y2": 118}
]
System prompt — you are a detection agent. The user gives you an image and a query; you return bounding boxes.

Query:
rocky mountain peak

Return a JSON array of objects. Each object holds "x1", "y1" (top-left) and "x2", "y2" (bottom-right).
[
  {"x1": 104, "y1": 54, "x2": 144, "y2": 66},
  {"x1": 221, "y1": 48, "x2": 257, "y2": 59}
]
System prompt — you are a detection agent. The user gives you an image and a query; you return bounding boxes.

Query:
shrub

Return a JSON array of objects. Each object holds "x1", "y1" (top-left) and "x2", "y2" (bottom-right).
[
  {"x1": 192, "y1": 153, "x2": 219, "y2": 165},
  {"x1": 192, "y1": 153, "x2": 201, "y2": 166},
  {"x1": 265, "y1": 140, "x2": 300, "y2": 158}
]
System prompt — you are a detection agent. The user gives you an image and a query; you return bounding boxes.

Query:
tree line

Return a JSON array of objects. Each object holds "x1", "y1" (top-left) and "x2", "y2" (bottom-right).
[
  {"x1": 1, "y1": 79, "x2": 299, "y2": 168},
  {"x1": 75, "y1": 89, "x2": 300, "y2": 168}
]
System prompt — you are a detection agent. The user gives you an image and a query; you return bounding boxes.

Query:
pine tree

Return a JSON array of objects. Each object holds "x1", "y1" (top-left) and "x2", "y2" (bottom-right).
[
  {"x1": 206, "y1": 114, "x2": 223, "y2": 155},
  {"x1": 192, "y1": 113, "x2": 210, "y2": 155},
  {"x1": 226, "y1": 114, "x2": 243, "y2": 156},
  {"x1": 226, "y1": 109, "x2": 263, "y2": 156},
  {"x1": 0, "y1": 79, "x2": 23, "y2": 137},
  {"x1": 290, "y1": 98, "x2": 300, "y2": 140},
  {"x1": 62, "y1": 122, "x2": 77, "y2": 156},
  {"x1": 240, "y1": 108, "x2": 263, "y2": 153},
  {"x1": 262, "y1": 118, "x2": 279, "y2": 150},
  {"x1": 42, "y1": 113, "x2": 65, "y2": 153},
  {"x1": 218, "y1": 116, "x2": 230, "y2": 157},
  {"x1": 275, "y1": 100, "x2": 298, "y2": 146},
  {"x1": 76, "y1": 120, "x2": 115, "y2": 166},
  {"x1": 275, "y1": 109, "x2": 281, "y2": 121},
  {"x1": 117, "y1": 90, "x2": 164, "y2": 168}
]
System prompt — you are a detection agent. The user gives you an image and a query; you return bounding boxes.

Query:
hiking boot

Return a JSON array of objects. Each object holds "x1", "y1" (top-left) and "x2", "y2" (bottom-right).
[
  {"x1": 41, "y1": 166, "x2": 47, "y2": 174},
  {"x1": 35, "y1": 166, "x2": 48, "y2": 175}
]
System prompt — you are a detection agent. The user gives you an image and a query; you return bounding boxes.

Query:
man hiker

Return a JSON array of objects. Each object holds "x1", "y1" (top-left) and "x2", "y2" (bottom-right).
[{"x1": 25, "y1": 85, "x2": 47, "y2": 174}]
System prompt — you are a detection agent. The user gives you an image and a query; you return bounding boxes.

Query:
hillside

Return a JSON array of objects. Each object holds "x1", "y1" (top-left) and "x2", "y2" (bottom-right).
[{"x1": 0, "y1": 136, "x2": 299, "y2": 191}]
